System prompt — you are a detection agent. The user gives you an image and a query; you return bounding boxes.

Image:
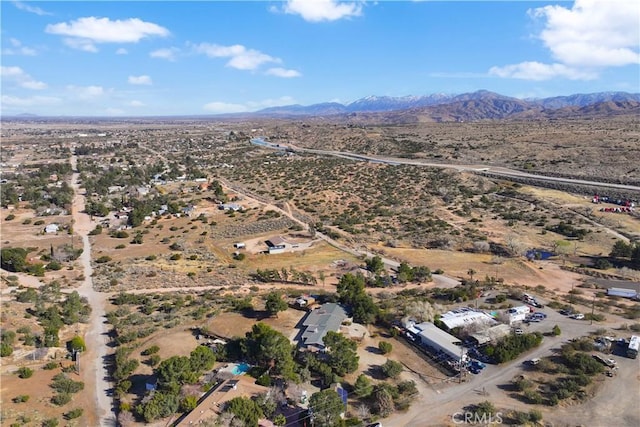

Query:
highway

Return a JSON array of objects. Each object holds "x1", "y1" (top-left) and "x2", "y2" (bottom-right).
[{"x1": 251, "y1": 138, "x2": 640, "y2": 193}]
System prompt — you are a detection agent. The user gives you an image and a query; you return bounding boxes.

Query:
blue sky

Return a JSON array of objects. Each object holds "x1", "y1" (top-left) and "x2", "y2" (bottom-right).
[{"x1": 2, "y1": 0, "x2": 639, "y2": 116}]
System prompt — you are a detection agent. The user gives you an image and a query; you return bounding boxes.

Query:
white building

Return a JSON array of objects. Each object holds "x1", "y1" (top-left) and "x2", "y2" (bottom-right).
[
  {"x1": 439, "y1": 308, "x2": 497, "y2": 330},
  {"x1": 406, "y1": 321, "x2": 466, "y2": 361}
]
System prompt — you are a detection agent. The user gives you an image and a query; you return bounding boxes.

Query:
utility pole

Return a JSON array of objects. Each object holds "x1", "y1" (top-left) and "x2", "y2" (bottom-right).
[{"x1": 590, "y1": 293, "x2": 596, "y2": 325}]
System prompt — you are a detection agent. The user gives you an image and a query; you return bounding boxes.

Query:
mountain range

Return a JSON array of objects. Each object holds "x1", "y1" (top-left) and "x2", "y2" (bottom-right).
[{"x1": 254, "y1": 91, "x2": 640, "y2": 121}]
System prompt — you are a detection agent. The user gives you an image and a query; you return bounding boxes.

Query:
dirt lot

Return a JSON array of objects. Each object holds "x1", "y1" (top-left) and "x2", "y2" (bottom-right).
[
  {"x1": 1, "y1": 360, "x2": 98, "y2": 426},
  {"x1": 203, "y1": 309, "x2": 307, "y2": 341}
]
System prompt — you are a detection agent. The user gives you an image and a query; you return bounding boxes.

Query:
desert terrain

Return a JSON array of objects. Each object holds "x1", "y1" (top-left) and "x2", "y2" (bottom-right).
[{"x1": 1, "y1": 114, "x2": 639, "y2": 427}]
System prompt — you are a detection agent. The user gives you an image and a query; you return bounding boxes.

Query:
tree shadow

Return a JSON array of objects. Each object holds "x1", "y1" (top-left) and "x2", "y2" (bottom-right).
[{"x1": 365, "y1": 346, "x2": 383, "y2": 355}]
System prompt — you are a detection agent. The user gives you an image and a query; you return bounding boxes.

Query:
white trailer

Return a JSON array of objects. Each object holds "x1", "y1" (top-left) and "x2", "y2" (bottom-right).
[
  {"x1": 607, "y1": 287, "x2": 638, "y2": 299},
  {"x1": 628, "y1": 335, "x2": 639, "y2": 359}
]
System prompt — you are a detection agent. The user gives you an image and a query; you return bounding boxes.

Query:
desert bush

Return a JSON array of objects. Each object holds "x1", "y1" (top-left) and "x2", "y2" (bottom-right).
[
  {"x1": 51, "y1": 392, "x2": 72, "y2": 406},
  {"x1": 64, "y1": 408, "x2": 83, "y2": 419},
  {"x1": 378, "y1": 341, "x2": 393, "y2": 354},
  {"x1": 142, "y1": 345, "x2": 160, "y2": 356},
  {"x1": 17, "y1": 367, "x2": 33, "y2": 378},
  {"x1": 44, "y1": 361, "x2": 59, "y2": 370},
  {"x1": 381, "y1": 359, "x2": 403, "y2": 378}
]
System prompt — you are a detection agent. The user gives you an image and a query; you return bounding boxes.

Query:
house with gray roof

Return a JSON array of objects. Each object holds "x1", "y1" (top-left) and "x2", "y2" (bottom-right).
[{"x1": 299, "y1": 303, "x2": 348, "y2": 350}]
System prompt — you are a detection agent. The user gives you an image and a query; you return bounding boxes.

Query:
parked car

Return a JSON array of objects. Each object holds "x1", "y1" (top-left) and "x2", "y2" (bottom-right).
[
  {"x1": 571, "y1": 313, "x2": 585, "y2": 320},
  {"x1": 515, "y1": 329, "x2": 524, "y2": 335},
  {"x1": 524, "y1": 358, "x2": 541, "y2": 366}
]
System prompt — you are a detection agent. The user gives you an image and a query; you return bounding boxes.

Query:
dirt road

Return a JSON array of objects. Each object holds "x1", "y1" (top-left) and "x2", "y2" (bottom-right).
[{"x1": 69, "y1": 154, "x2": 115, "y2": 427}]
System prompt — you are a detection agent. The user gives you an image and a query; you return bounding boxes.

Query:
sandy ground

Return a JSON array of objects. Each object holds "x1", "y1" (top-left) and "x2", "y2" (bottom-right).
[{"x1": 69, "y1": 154, "x2": 114, "y2": 426}]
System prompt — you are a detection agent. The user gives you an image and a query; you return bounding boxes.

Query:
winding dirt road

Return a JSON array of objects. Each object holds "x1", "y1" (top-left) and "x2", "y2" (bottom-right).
[{"x1": 69, "y1": 153, "x2": 115, "y2": 427}]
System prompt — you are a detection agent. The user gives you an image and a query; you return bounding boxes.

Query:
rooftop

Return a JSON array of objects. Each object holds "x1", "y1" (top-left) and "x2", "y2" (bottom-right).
[
  {"x1": 300, "y1": 303, "x2": 348, "y2": 347},
  {"x1": 409, "y1": 322, "x2": 462, "y2": 357}
]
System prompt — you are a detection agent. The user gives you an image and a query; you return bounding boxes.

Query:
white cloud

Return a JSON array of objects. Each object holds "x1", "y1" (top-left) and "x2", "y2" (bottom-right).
[
  {"x1": 129, "y1": 100, "x2": 145, "y2": 107},
  {"x1": 265, "y1": 67, "x2": 302, "y2": 78},
  {"x1": 1, "y1": 66, "x2": 47, "y2": 89},
  {"x1": 283, "y1": 0, "x2": 363, "y2": 22},
  {"x1": 63, "y1": 38, "x2": 98, "y2": 52},
  {"x1": 13, "y1": 1, "x2": 51, "y2": 16},
  {"x1": 193, "y1": 43, "x2": 279, "y2": 70},
  {"x1": 128, "y1": 75, "x2": 152, "y2": 85},
  {"x1": 1, "y1": 95, "x2": 60, "y2": 108},
  {"x1": 489, "y1": 62, "x2": 598, "y2": 81},
  {"x1": 116, "y1": 48, "x2": 128, "y2": 55},
  {"x1": 66, "y1": 85, "x2": 105, "y2": 99},
  {"x1": 2, "y1": 38, "x2": 37, "y2": 56},
  {"x1": 150, "y1": 47, "x2": 179, "y2": 61},
  {"x1": 490, "y1": 0, "x2": 639, "y2": 81},
  {"x1": 46, "y1": 17, "x2": 170, "y2": 52},
  {"x1": 203, "y1": 102, "x2": 249, "y2": 114},
  {"x1": 531, "y1": 0, "x2": 639, "y2": 67},
  {"x1": 204, "y1": 96, "x2": 297, "y2": 114}
]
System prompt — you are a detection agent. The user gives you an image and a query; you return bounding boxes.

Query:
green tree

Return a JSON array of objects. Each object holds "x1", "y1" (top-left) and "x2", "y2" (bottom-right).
[
  {"x1": 323, "y1": 331, "x2": 359, "y2": 376},
  {"x1": 137, "y1": 391, "x2": 180, "y2": 422},
  {"x1": 381, "y1": 359, "x2": 403, "y2": 378},
  {"x1": 354, "y1": 374, "x2": 373, "y2": 398},
  {"x1": 156, "y1": 356, "x2": 197, "y2": 387},
  {"x1": 0, "y1": 247, "x2": 28, "y2": 272},
  {"x1": 365, "y1": 255, "x2": 385, "y2": 275},
  {"x1": 242, "y1": 323, "x2": 295, "y2": 379},
  {"x1": 69, "y1": 336, "x2": 86, "y2": 352},
  {"x1": 397, "y1": 262, "x2": 415, "y2": 283},
  {"x1": 552, "y1": 325, "x2": 561, "y2": 336},
  {"x1": 189, "y1": 345, "x2": 216, "y2": 373},
  {"x1": 610, "y1": 240, "x2": 632, "y2": 258},
  {"x1": 378, "y1": 341, "x2": 393, "y2": 354},
  {"x1": 309, "y1": 389, "x2": 344, "y2": 427},
  {"x1": 373, "y1": 386, "x2": 394, "y2": 417},
  {"x1": 1, "y1": 342, "x2": 13, "y2": 357},
  {"x1": 337, "y1": 273, "x2": 379, "y2": 324},
  {"x1": 226, "y1": 396, "x2": 264, "y2": 427},
  {"x1": 265, "y1": 291, "x2": 288, "y2": 317},
  {"x1": 179, "y1": 395, "x2": 198, "y2": 412}
]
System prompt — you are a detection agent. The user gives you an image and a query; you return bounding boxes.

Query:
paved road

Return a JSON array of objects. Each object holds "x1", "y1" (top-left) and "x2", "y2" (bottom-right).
[
  {"x1": 251, "y1": 138, "x2": 640, "y2": 193},
  {"x1": 70, "y1": 153, "x2": 115, "y2": 427}
]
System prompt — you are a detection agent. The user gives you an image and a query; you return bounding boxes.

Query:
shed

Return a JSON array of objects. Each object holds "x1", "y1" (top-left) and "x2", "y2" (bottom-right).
[{"x1": 44, "y1": 224, "x2": 60, "y2": 234}]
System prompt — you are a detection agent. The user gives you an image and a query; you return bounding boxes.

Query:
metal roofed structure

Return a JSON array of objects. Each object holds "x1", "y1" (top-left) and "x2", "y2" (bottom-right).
[
  {"x1": 439, "y1": 309, "x2": 497, "y2": 330},
  {"x1": 300, "y1": 303, "x2": 348, "y2": 349},
  {"x1": 407, "y1": 321, "x2": 466, "y2": 361}
]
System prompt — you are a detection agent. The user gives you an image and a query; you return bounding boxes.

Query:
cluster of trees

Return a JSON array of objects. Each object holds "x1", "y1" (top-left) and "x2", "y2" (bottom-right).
[
  {"x1": 610, "y1": 240, "x2": 640, "y2": 268},
  {"x1": 546, "y1": 221, "x2": 589, "y2": 240},
  {"x1": 7, "y1": 286, "x2": 91, "y2": 353},
  {"x1": 1, "y1": 162, "x2": 73, "y2": 208},
  {"x1": 253, "y1": 268, "x2": 318, "y2": 285},
  {"x1": 396, "y1": 262, "x2": 432, "y2": 283},
  {"x1": 337, "y1": 273, "x2": 379, "y2": 325},
  {"x1": 136, "y1": 346, "x2": 216, "y2": 422},
  {"x1": 352, "y1": 374, "x2": 418, "y2": 418},
  {"x1": 0, "y1": 247, "x2": 52, "y2": 276},
  {"x1": 484, "y1": 332, "x2": 543, "y2": 363},
  {"x1": 50, "y1": 373, "x2": 84, "y2": 406}
]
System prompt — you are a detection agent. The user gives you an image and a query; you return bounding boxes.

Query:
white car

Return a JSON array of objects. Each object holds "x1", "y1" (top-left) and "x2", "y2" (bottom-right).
[
  {"x1": 572, "y1": 313, "x2": 585, "y2": 320},
  {"x1": 515, "y1": 329, "x2": 524, "y2": 335}
]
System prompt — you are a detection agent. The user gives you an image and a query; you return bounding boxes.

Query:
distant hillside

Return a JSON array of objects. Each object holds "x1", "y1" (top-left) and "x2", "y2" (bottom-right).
[{"x1": 254, "y1": 90, "x2": 640, "y2": 121}]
